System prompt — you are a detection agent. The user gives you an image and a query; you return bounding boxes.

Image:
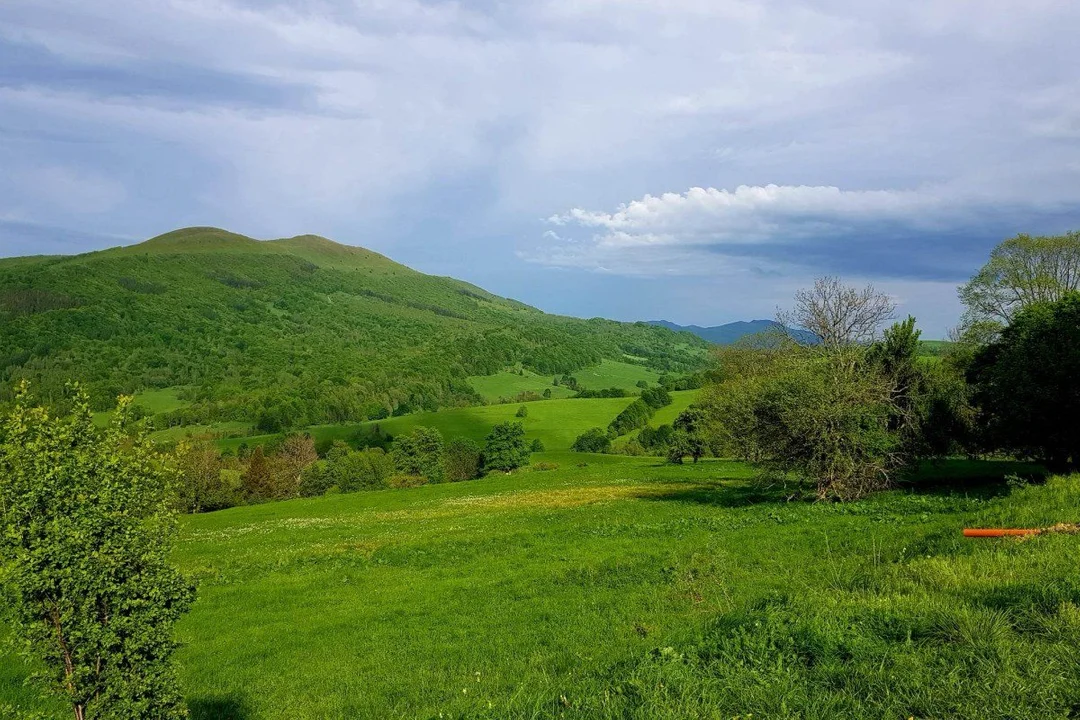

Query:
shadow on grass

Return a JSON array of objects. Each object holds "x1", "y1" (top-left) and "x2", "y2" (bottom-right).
[
  {"x1": 634, "y1": 480, "x2": 792, "y2": 508},
  {"x1": 898, "y1": 458, "x2": 1047, "y2": 499},
  {"x1": 635, "y1": 458, "x2": 1048, "y2": 507},
  {"x1": 189, "y1": 695, "x2": 251, "y2": 720}
]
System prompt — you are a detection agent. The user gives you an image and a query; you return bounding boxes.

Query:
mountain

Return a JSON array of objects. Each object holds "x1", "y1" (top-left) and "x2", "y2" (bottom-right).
[
  {"x1": 0, "y1": 228, "x2": 708, "y2": 430},
  {"x1": 647, "y1": 319, "x2": 817, "y2": 345}
]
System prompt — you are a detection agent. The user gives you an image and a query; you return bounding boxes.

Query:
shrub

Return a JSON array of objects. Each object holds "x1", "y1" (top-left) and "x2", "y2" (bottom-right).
[
  {"x1": 531, "y1": 462, "x2": 559, "y2": 471},
  {"x1": 483, "y1": 421, "x2": 530, "y2": 472},
  {"x1": 516, "y1": 405, "x2": 528, "y2": 418},
  {"x1": 530, "y1": 438, "x2": 545, "y2": 453},
  {"x1": 0, "y1": 387, "x2": 195, "y2": 719},
  {"x1": 386, "y1": 474, "x2": 428, "y2": 489},
  {"x1": 740, "y1": 357, "x2": 899, "y2": 498}
]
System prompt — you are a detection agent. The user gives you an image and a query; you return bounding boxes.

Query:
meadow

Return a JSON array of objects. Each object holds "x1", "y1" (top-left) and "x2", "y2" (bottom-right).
[
  {"x1": 196, "y1": 391, "x2": 700, "y2": 454},
  {"x1": 4, "y1": 449, "x2": 1078, "y2": 719},
  {"x1": 466, "y1": 359, "x2": 662, "y2": 404}
]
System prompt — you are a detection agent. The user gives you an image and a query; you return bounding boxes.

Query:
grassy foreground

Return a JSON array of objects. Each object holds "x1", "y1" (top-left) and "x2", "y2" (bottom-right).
[{"x1": 3, "y1": 456, "x2": 1079, "y2": 719}]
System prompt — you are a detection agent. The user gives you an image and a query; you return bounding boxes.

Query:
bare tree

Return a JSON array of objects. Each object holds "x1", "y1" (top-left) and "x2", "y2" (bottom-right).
[
  {"x1": 959, "y1": 231, "x2": 1080, "y2": 328},
  {"x1": 778, "y1": 276, "x2": 896, "y2": 351}
]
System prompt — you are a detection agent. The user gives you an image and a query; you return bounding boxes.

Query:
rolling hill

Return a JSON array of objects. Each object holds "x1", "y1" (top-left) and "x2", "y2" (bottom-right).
[{"x1": 0, "y1": 228, "x2": 708, "y2": 430}]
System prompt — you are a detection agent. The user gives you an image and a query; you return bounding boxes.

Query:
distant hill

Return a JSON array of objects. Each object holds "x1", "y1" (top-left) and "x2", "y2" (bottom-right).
[
  {"x1": 647, "y1": 319, "x2": 818, "y2": 345},
  {"x1": 0, "y1": 227, "x2": 708, "y2": 430}
]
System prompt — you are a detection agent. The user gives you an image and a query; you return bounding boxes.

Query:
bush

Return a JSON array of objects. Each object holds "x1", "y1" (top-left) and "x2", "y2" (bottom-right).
[
  {"x1": 516, "y1": 405, "x2": 528, "y2": 418},
  {"x1": 738, "y1": 357, "x2": 899, "y2": 498},
  {"x1": 0, "y1": 389, "x2": 195, "y2": 719},
  {"x1": 572, "y1": 427, "x2": 612, "y2": 453},
  {"x1": 530, "y1": 438, "x2": 545, "y2": 453},
  {"x1": 530, "y1": 462, "x2": 559, "y2": 471},
  {"x1": 386, "y1": 474, "x2": 428, "y2": 489},
  {"x1": 443, "y1": 438, "x2": 482, "y2": 482},
  {"x1": 483, "y1": 421, "x2": 530, "y2": 472}
]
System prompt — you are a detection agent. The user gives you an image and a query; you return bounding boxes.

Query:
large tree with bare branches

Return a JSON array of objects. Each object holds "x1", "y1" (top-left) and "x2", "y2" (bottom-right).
[{"x1": 778, "y1": 276, "x2": 896, "y2": 351}]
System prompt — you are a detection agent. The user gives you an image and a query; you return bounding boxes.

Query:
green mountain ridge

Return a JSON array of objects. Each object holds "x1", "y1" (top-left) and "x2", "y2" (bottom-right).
[{"x1": 0, "y1": 227, "x2": 707, "y2": 430}]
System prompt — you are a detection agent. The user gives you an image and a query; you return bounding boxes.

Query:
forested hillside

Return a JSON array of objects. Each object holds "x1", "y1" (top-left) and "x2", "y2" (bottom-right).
[{"x1": 0, "y1": 228, "x2": 706, "y2": 429}]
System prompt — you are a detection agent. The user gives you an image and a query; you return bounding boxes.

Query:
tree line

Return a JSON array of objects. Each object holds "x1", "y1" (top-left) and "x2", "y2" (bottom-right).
[{"x1": 578, "y1": 231, "x2": 1080, "y2": 498}]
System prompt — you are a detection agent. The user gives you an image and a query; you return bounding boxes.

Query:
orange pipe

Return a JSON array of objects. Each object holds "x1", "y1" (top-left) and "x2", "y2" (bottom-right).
[{"x1": 963, "y1": 528, "x2": 1040, "y2": 537}]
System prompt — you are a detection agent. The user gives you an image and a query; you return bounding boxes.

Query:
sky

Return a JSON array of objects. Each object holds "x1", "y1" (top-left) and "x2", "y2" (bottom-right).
[{"x1": 1, "y1": 1, "x2": 1078, "y2": 337}]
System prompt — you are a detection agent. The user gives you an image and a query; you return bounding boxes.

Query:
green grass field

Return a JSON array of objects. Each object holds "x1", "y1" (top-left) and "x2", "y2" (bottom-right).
[
  {"x1": 211, "y1": 395, "x2": 645, "y2": 454},
  {"x1": 3, "y1": 455, "x2": 1077, "y2": 719},
  {"x1": 467, "y1": 360, "x2": 663, "y2": 403},
  {"x1": 466, "y1": 369, "x2": 577, "y2": 402}
]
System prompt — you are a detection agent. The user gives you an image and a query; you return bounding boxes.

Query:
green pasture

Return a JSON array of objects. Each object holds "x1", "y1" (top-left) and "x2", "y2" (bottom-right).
[
  {"x1": 214, "y1": 395, "x2": 643, "y2": 454},
  {"x1": 467, "y1": 360, "x2": 663, "y2": 403},
  {"x1": 466, "y1": 369, "x2": 576, "y2": 402},
  {"x1": 572, "y1": 359, "x2": 661, "y2": 390},
  {"x1": 4, "y1": 456, "x2": 1077, "y2": 719}
]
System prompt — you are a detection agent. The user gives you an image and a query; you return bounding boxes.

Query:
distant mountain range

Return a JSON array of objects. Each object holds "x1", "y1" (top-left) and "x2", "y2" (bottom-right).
[{"x1": 647, "y1": 319, "x2": 818, "y2": 345}]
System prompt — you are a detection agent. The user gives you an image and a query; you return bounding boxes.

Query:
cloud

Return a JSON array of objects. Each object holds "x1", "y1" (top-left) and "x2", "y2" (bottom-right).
[{"x1": 530, "y1": 183, "x2": 1080, "y2": 280}]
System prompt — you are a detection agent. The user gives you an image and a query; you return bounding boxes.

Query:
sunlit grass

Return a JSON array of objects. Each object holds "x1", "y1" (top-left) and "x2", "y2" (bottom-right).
[{"x1": 4, "y1": 456, "x2": 1077, "y2": 718}]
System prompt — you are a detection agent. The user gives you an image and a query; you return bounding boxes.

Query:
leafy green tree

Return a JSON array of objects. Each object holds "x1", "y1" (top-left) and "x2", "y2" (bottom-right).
[
  {"x1": 298, "y1": 459, "x2": 334, "y2": 497},
  {"x1": 866, "y1": 317, "x2": 973, "y2": 460},
  {"x1": 638, "y1": 424, "x2": 674, "y2": 454},
  {"x1": 959, "y1": 231, "x2": 1080, "y2": 331},
  {"x1": 483, "y1": 422, "x2": 530, "y2": 472},
  {"x1": 672, "y1": 408, "x2": 707, "y2": 463},
  {"x1": 0, "y1": 386, "x2": 195, "y2": 720},
  {"x1": 542, "y1": 388, "x2": 552, "y2": 399},
  {"x1": 340, "y1": 448, "x2": 395, "y2": 491},
  {"x1": 443, "y1": 438, "x2": 482, "y2": 482},
  {"x1": 969, "y1": 293, "x2": 1080, "y2": 471},
  {"x1": 391, "y1": 427, "x2": 445, "y2": 482},
  {"x1": 640, "y1": 385, "x2": 672, "y2": 409},
  {"x1": 666, "y1": 430, "x2": 694, "y2": 464},
  {"x1": 571, "y1": 428, "x2": 612, "y2": 454}
]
